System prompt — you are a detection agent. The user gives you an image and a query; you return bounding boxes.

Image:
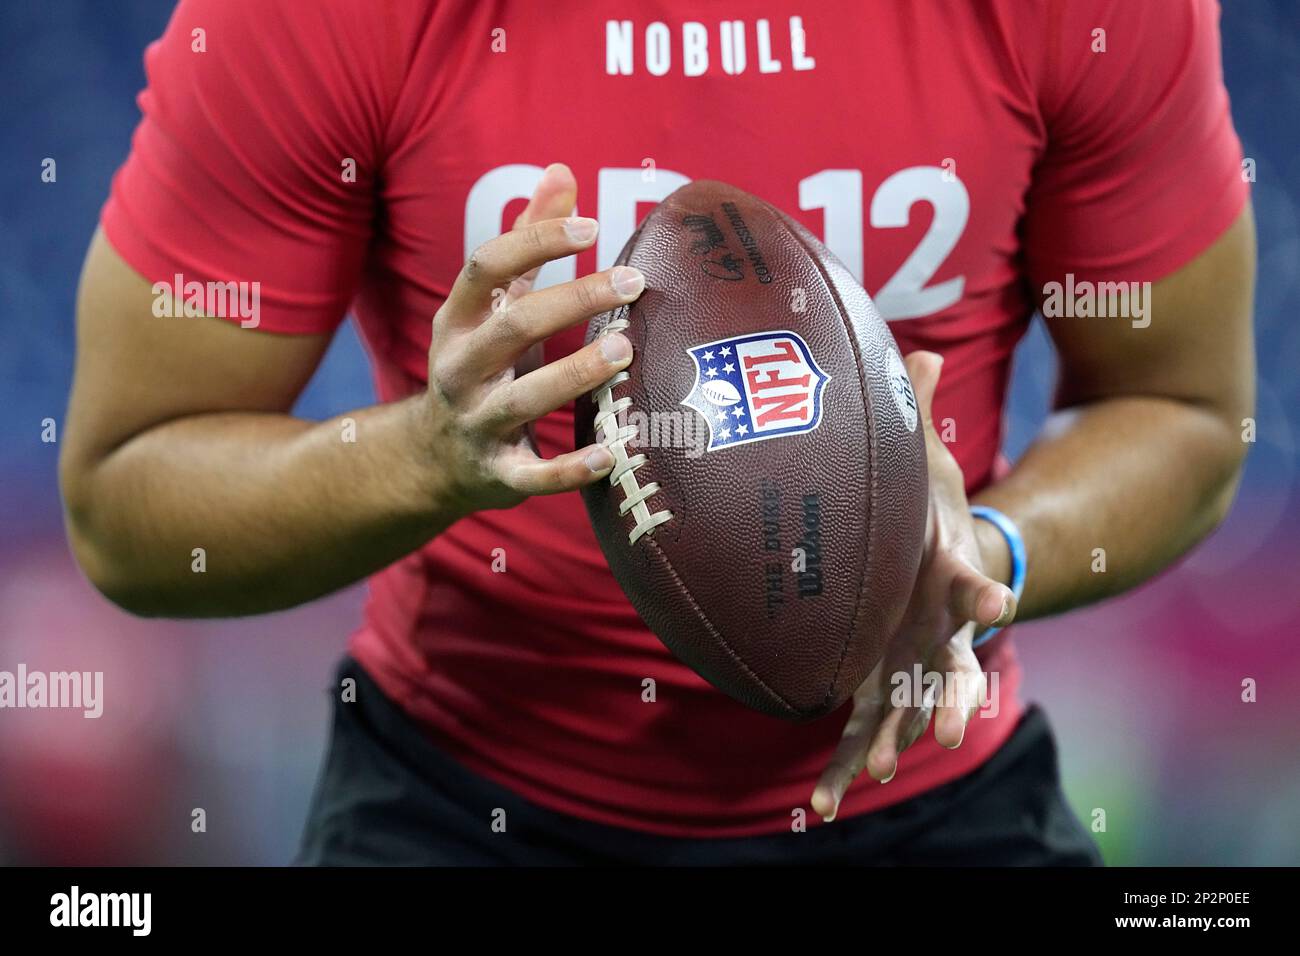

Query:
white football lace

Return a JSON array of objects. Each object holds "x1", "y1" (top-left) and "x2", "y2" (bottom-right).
[{"x1": 591, "y1": 316, "x2": 674, "y2": 545}]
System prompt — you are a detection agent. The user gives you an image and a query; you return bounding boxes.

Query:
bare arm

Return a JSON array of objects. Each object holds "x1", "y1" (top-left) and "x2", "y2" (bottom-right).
[
  {"x1": 61, "y1": 229, "x2": 439, "y2": 615},
  {"x1": 974, "y1": 203, "x2": 1257, "y2": 617},
  {"x1": 62, "y1": 168, "x2": 641, "y2": 617}
]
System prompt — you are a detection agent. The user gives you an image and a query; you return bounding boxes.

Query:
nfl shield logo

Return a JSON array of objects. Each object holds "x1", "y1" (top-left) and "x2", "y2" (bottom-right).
[{"x1": 680, "y1": 330, "x2": 831, "y2": 452}]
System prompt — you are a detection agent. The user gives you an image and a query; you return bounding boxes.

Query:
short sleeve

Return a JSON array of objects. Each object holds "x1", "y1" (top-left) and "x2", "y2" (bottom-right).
[
  {"x1": 1022, "y1": 0, "x2": 1248, "y2": 287},
  {"x1": 101, "y1": 0, "x2": 395, "y2": 334}
]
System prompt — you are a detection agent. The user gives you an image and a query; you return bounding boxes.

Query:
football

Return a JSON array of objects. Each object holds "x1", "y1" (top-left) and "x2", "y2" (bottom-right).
[{"x1": 575, "y1": 180, "x2": 927, "y2": 721}]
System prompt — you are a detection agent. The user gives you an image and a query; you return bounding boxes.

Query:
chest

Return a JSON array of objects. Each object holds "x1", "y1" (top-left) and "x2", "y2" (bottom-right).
[{"x1": 370, "y1": 1, "x2": 1044, "y2": 366}]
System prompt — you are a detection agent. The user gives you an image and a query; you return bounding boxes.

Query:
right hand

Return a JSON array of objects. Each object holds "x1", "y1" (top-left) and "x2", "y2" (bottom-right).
[{"x1": 418, "y1": 163, "x2": 644, "y2": 515}]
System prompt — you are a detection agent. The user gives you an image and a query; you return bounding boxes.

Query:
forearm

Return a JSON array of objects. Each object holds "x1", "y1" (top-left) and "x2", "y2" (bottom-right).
[
  {"x1": 972, "y1": 396, "x2": 1247, "y2": 621},
  {"x1": 63, "y1": 395, "x2": 457, "y2": 617}
]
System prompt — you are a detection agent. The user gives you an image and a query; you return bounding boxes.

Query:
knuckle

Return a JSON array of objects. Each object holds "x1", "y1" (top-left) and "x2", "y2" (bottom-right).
[
  {"x1": 490, "y1": 303, "x2": 527, "y2": 347},
  {"x1": 510, "y1": 461, "x2": 548, "y2": 496},
  {"x1": 570, "y1": 276, "x2": 601, "y2": 314},
  {"x1": 494, "y1": 459, "x2": 522, "y2": 493},
  {"x1": 429, "y1": 355, "x2": 462, "y2": 395},
  {"x1": 586, "y1": 345, "x2": 613, "y2": 384},
  {"x1": 561, "y1": 354, "x2": 590, "y2": 393},
  {"x1": 462, "y1": 241, "x2": 500, "y2": 284},
  {"x1": 523, "y1": 222, "x2": 547, "y2": 251},
  {"x1": 492, "y1": 385, "x2": 523, "y2": 427},
  {"x1": 542, "y1": 462, "x2": 572, "y2": 494},
  {"x1": 525, "y1": 468, "x2": 553, "y2": 496},
  {"x1": 461, "y1": 251, "x2": 483, "y2": 283}
]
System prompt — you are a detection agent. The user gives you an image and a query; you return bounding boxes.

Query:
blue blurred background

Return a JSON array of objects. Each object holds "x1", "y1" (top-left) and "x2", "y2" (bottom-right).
[{"x1": 1, "y1": 1, "x2": 1297, "y2": 864}]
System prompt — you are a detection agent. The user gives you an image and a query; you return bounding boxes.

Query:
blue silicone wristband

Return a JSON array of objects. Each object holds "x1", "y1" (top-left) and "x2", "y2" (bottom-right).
[{"x1": 969, "y1": 506, "x2": 1026, "y2": 648}]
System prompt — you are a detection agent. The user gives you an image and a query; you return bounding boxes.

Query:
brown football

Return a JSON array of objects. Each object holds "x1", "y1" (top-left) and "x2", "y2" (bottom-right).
[{"x1": 575, "y1": 180, "x2": 927, "y2": 721}]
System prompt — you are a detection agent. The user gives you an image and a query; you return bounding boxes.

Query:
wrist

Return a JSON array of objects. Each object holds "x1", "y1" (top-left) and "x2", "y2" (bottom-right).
[
  {"x1": 973, "y1": 509, "x2": 1013, "y2": 587},
  {"x1": 969, "y1": 505, "x2": 1027, "y2": 647},
  {"x1": 397, "y1": 394, "x2": 474, "y2": 529}
]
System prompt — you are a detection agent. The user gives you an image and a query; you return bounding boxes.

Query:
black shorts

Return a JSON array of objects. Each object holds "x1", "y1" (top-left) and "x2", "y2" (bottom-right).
[{"x1": 296, "y1": 657, "x2": 1102, "y2": 866}]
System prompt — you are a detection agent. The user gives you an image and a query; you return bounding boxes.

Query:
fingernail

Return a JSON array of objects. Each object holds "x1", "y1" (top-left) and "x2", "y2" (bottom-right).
[
  {"x1": 585, "y1": 447, "x2": 614, "y2": 473},
  {"x1": 611, "y1": 266, "x2": 645, "y2": 297},
  {"x1": 813, "y1": 786, "x2": 839, "y2": 823},
  {"x1": 947, "y1": 724, "x2": 967, "y2": 750},
  {"x1": 600, "y1": 332, "x2": 632, "y2": 363},
  {"x1": 880, "y1": 763, "x2": 897, "y2": 784},
  {"x1": 995, "y1": 594, "x2": 1012, "y2": 626},
  {"x1": 565, "y1": 217, "x2": 598, "y2": 243}
]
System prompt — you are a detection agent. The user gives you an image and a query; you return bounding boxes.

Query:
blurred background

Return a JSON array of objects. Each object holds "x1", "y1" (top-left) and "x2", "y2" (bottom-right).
[{"x1": 1, "y1": 1, "x2": 1297, "y2": 865}]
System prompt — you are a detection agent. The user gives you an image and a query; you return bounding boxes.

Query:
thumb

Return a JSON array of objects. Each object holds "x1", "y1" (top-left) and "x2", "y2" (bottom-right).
[{"x1": 902, "y1": 350, "x2": 943, "y2": 438}]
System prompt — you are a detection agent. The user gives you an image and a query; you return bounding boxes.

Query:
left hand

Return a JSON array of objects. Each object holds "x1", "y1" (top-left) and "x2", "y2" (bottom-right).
[{"x1": 810, "y1": 351, "x2": 1017, "y2": 821}]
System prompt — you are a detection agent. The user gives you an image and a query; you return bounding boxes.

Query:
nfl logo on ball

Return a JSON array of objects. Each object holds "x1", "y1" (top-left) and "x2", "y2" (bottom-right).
[{"x1": 680, "y1": 330, "x2": 830, "y2": 452}]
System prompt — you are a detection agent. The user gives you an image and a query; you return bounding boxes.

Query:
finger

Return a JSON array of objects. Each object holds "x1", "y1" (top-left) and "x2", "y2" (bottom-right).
[
  {"x1": 811, "y1": 694, "x2": 919, "y2": 821},
  {"x1": 942, "y1": 552, "x2": 1016, "y2": 628},
  {"x1": 810, "y1": 667, "x2": 893, "y2": 820},
  {"x1": 929, "y1": 634, "x2": 986, "y2": 749},
  {"x1": 903, "y1": 350, "x2": 943, "y2": 438},
  {"x1": 513, "y1": 162, "x2": 578, "y2": 230},
  {"x1": 868, "y1": 696, "x2": 933, "y2": 781},
  {"x1": 811, "y1": 715, "x2": 875, "y2": 821},
  {"x1": 478, "y1": 333, "x2": 634, "y2": 434},
  {"x1": 468, "y1": 266, "x2": 644, "y2": 374},
  {"x1": 897, "y1": 703, "x2": 936, "y2": 756},
  {"x1": 903, "y1": 350, "x2": 967, "y2": 532},
  {"x1": 907, "y1": 349, "x2": 962, "y2": 488},
  {"x1": 508, "y1": 164, "x2": 580, "y2": 302},
  {"x1": 445, "y1": 216, "x2": 600, "y2": 321},
  {"x1": 497, "y1": 443, "x2": 615, "y2": 496}
]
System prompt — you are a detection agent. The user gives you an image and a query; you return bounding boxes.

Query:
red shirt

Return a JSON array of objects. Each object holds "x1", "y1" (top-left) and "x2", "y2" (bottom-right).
[{"x1": 103, "y1": 0, "x2": 1246, "y2": 836}]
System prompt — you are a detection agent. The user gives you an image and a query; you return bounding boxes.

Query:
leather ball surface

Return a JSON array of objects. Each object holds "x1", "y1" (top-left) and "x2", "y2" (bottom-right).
[{"x1": 575, "y1": 180, "x2": 927, "y2": 721}]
